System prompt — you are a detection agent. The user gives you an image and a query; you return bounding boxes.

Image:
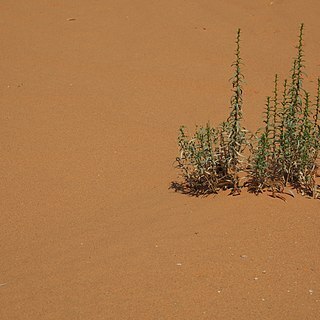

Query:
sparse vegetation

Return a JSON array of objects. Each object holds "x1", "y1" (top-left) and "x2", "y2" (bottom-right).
[{"x1": 172, "y1": 24, "x2": 320, "y2": 200}]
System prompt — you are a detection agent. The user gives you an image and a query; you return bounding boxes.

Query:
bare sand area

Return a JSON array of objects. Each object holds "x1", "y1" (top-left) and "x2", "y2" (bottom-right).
[{"x1": 1, "y1": 1, "x2": 320, "y2": 319}]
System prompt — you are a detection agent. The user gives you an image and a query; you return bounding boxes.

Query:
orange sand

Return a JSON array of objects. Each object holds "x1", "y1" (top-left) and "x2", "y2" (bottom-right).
[{"x1": 1, "y1": 1, "x2": 320, "y2": 319}]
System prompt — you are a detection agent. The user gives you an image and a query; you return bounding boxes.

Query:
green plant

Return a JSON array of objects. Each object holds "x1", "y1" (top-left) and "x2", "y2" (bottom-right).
[
  {"x1": 172, "y1": 29, "x2": 247, "y2": 196},
  {"x1": 224, "y1": 29, "x2": 247, "y2": 194},
  {"x1": 247, "y1": 97, "x2": 272, "y2": 194},
  {"x1": 174, "y1": 124, "x2": 219, "y2": 196},
  {"x1": 172, "y1": 24, "x2": 320, "y2": 200},
  {"x1": 281, "y1": 23, "x2": 306, "y2": 187}
]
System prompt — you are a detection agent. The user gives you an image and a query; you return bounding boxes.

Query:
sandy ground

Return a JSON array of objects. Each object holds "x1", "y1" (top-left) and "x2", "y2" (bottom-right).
[{"x1": 1, "y1": 0, "x2": 320, "y2": 319}]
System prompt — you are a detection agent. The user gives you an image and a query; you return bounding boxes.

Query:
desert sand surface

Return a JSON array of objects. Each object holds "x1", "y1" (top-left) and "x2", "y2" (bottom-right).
[{"x1": 1, "y1": 0, "x2": 320, "y2": 319}]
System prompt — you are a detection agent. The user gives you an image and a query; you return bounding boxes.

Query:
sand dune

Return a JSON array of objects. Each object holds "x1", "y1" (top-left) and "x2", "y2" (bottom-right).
[{"x1": 1, "y1": 1, "x2": 320, "y2": 319}]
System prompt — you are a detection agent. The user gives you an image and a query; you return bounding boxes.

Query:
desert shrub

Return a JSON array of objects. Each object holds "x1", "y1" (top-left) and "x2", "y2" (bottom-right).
[
  {"x1": 173, "y1": 24, "x2": 320, "y2": 199},
  {"x1": 173, "y1": 29, "x2": 248, "y2": 196}
]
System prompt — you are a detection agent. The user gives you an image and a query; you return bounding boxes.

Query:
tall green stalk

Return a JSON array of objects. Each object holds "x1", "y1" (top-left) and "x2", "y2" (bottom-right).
[
  {"x1": 226, "y1": 28, "x2": 246, "y2": 194},
  {"x1": 271, "y1": 74, "x2": 279, "y2": 157},
  {"x1": 314, "y1": 78, "x2": 320, "y2": 133},
  {"x1": 283, "y1": 23, "x2": 306, "y2": 185}
]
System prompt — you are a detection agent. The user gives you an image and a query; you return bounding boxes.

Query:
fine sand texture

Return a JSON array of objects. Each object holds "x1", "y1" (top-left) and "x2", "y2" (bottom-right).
[{"x1": 1, "y1": 1, "x2": 320, "y2": 319}]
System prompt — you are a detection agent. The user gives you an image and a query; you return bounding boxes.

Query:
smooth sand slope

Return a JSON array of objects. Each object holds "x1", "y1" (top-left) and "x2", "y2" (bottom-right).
[{"x1": 1, "y1": 1, "x2": 320, "y2": 319}]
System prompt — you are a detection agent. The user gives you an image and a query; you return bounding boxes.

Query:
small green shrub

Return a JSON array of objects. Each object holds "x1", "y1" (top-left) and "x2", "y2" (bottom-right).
[{"x1": 172, "y1": 24, "x2": 320, "y2": 199}]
